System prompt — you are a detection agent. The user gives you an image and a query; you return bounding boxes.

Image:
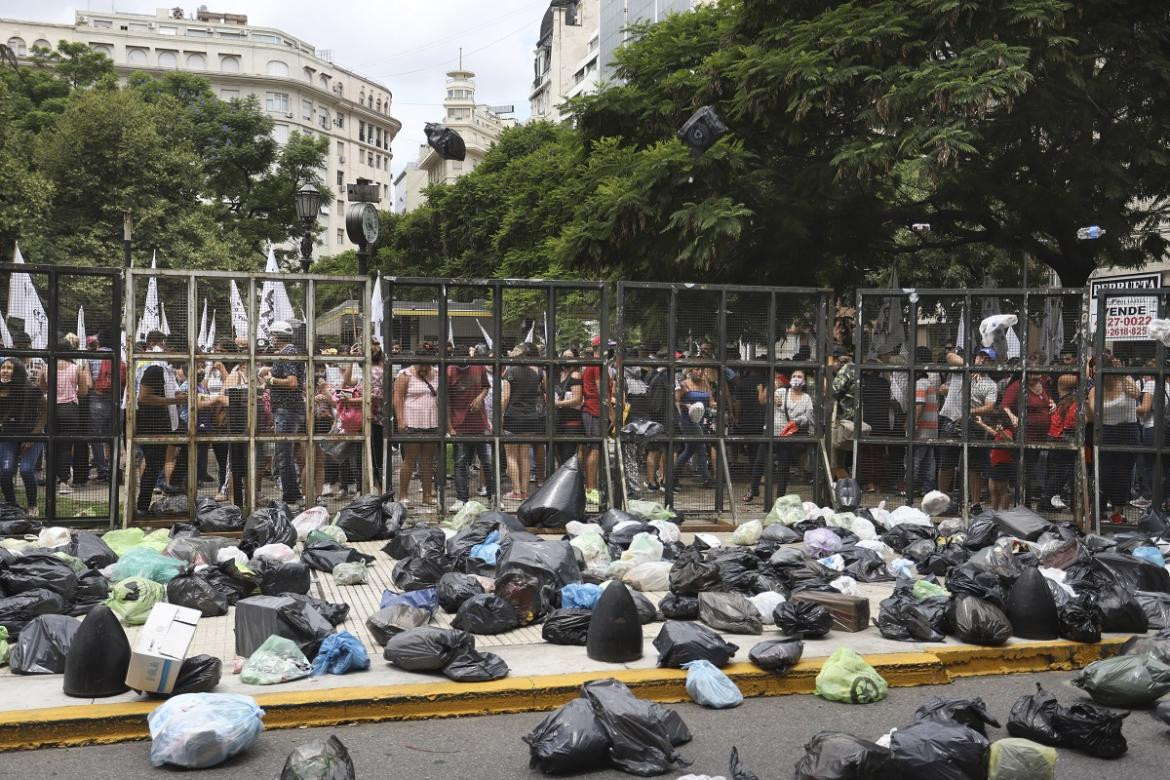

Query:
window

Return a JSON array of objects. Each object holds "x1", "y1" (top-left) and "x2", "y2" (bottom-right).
[
  {"x1": 253, "y1": 32, "x2": 280, "y2": 44},
  {"x1": 219, "y1": 55, "x2": 240, "y2": 72},
  {"x1": 127, "y1": 47, "x2": 147, "y2": 65},
  {"x1": 220, "y1": 88, "x2": 239, "y2": 100},
  {"x1": 368, "y1": 152, "x2": 374, "y2": 167},
  {"x1": 375, "y1": 154, "x2": 381, "y2": 169},
  {"x1": 5, "y1": 37, "x2": 26, "y2": 56},
  {"x1": 384, "y1": 184, "x2": 390, "y2": 200},
  {"x1": 217, "y1": 29, "x2": 245, "y2": 38},
  {"x1": 302, "y1": 99, "x2": 313, "y2": 120},
  {"x1": 185, "y1": 52, "x2": 206, "y2": 69},
  {"x1": 32, "y1": 38, "x2": 50, "y2": 50},
  {"x1": 335, "y1": 113, "x2": 344, "y2": 129},
  {"x1": 89, "y1": 43, "x2": 113, "y2": 58},
  {"x1": 158, "y1": 25, "x2": 177, "y2": 36},
  {"x1": 185, "y1": 28, "x2": 210, "y2": 37},
  {"x1": 376, "y1": 98, "x2": 381, "y2": 113},
  {"x1": 320, "y1": 73, "x2": 330, "y2": 88},
  {"x1": 127, "y1": 23, "x2": 148, "y2": 32},
  {"x1": 93, "y1": 19, "x2": 113, "y2": 28},
  {"x1": 337, "y1": 141, "x2": 345, "y2": 158},
  {"x1": 337, "y1": 228, "x2": 344, "y2": 244},
  {"x1": 336, "y1": 199, "x2": 344, "y2": 214},
  {"x1": 265, "y1": 91, "x2": 289, "y2": 113},
  {"x1": 157, "y1": 50, "x2": 177, "y2": 69},
  {"x1": 374, "y1": 127, "x2": 381, "y2": 147},
  {"x1": 266, "y1": 59, "x2": 289, "y2": 77},
  {"x1": 385, "y1": 157, "x2": 390, "y2": 171},
  {"x1": 358, "y1": 120, "x2": 365, "y2": 142},
  {"x1": 336, "y1": 170, "x2": 344, "y2": 186},
  {"x1": 319, "y1": 108, "x2": 329, "y2": 129},
  {"x1": 272, "y1": 123, "x2": 289, "y2": 144},
  {"x1": 447, "y1": 107, "x2": 470, "y2": 121}
]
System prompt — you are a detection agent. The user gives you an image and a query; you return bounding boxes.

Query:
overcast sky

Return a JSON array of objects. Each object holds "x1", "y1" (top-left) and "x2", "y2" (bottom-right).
[{"x1": 0, "y1": 0, "x2": 547, "y2": 176}]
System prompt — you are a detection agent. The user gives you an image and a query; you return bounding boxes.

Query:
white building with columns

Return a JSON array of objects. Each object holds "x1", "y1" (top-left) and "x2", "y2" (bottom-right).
[{"x1": 0, "y1": 7, "x2": 400, "y2": 257}]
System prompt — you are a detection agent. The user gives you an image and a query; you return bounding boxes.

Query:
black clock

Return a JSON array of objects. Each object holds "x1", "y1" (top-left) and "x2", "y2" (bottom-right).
[{"x1": 346, "y1": 202, "x2": 380, "y2": 245}]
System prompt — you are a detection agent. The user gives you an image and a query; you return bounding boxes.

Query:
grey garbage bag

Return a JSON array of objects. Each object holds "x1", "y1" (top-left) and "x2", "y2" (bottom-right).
[
  {"x1": 441, "y1": 648, "x2": 509, "y2": 682},
  {"x1": 9, "y1": 614, "x2": 79, "y2": 674},
  {"x1": 947, "y1": 594, "x2": 1012, "y2": 646},
  {"x1": 582, "y1": 678, "x2": 690, "y2": 776},
  {"x1": 793, "y1": 731, "x2": 893, "y2": 779},
  {"x1": 653, "y1": 621, "x2": 738, "y2": 668},
  {"x1": 748, "y1": 636, "x2": 804, "y2": 674},
  {"x1": 281, "y1": 735, "x2": 355, "y2": 780},
  {"x1": 523, "y1": 697, "x2": 610, "y2": 775},
  {"x1": 383, "y1": 626, "x2": 475, "y2": 671},
  {"x1": 450, "y1": 594, "x2": 521, "y2": 635},
  {"x1": 698, "y1": 592, "x2": 763, "y2": 635},
  {"x1": 542, "y1": 608, "x2": 592, "y2": 646},
  {"x1": 0, "y1": 589, "x2": 67, "y2": 636},
  {"x1": 517, "y1": 456, "x2": 586, "y2": 528},
  {"x1": 888, "y1": 720, "x2": 990, "y2": 780},
  {"x1": 496, "y1": 538, "x2": 581, "y2": 589},
  {"x1": 437, "y1": 572, "x2": 485, "y2": 613},
  {"x1": 365, "y1": 604, "x2": 431, "y2": 646},
  {"x1": 1073, "y1": 653, "x2": 1170, "y2": 708},
  {"x1": 774, "y1": 601, "x2": 832, "y2": 639}
]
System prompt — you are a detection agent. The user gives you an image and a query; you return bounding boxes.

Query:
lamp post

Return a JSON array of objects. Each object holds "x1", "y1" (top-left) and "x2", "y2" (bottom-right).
[{"x1": 293, "y1": 183, "x2": 321, "y2": 273}]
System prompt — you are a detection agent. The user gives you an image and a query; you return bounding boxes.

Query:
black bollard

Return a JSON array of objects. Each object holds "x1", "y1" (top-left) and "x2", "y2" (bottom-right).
[
  {"x1": 63, "y1": 604, "x2": 131, "y2": 698},
  {"x1": 586, "y1": 582, "x2": 643, "y2": 663}
]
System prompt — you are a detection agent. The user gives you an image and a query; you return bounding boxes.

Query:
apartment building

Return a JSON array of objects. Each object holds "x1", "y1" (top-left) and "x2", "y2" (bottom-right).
[
  {"x1": 530, "y1": 0, "x2": 600, "y2": 121},
  {"x1": 599, "y1": 0, "x2": 713, "y2": 81}
]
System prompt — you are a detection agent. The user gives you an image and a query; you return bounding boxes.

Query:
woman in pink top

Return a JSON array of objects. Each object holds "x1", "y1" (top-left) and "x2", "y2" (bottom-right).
[
  {"x1": 54, "y1": 342, "x2": 91, "y2": 494},
  {"x1": 392, "y1": 343, "x2": 439, "y2": 508}
]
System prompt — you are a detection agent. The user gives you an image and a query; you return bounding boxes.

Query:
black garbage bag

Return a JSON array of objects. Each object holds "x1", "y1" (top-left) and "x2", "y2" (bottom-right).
[
  {"x1": 254, "y1": 559, "x2": 311, "y2": 597},
  {"x1": 1134, "y1": 591, "x2": 1170, "y2": 631},
  {"x1": 1158, "y1": 700, "x2": 1170, "y2": 726},
  {"x1": 653, "y1": 621, "x2": 739, "y2": 668},
  {"x1": 844, "y1": 552, "x2": 896, "y2": 583},
  {"x1": 919, "y1": 544, "x2": 969, "y2": 577},
  {"x1": 0, "y1": 503, "x2": 38, "y2": 536},
  {"x1": 945, "y1": 563, "x2": 1006, "y2": 607},
  {"x1": 441, "y1": 648, "x2": 509, "y2": 682},
  {"x1": 793, "y1": 731, "x2": 893, "y2": 780},
  {"x1": 969, "y1": 544, "x2": 1023, "y2": 586},
  {"x1": 609, "y1": 521, "x2": 655, "y2": 550},
  {"x1": 947, "y1": 594, "x2": 1012, "y2": 646},
  {"x1": 517, "y1": 455, "x2": 585, "y2": 528},
  {"x1": 168, "y1": 654, "x2": 223, "y2": 696},
  {"x1": 1007, "y1": 684, "x2": 1063, "y2": 745},
  {"x1": 1095, "y1": 551, "x2": 1170, "y2": 593},
  {"x1": 240, "y1": 502, "x2": 296, "y2": 554},
  {"x1": 887, "y1": 720, "x2": 989, "y2": 780},
  {"x1": 658, "y1": 592, "x2": 699, "y2": 620},
  {"x1": 774, "y1": 601, "x2": 832, "y2": 639},
  {"x1": 286, "y1": 593, "x2": 349, "y2": 626},
  {"x1": 447, "y1": 524, "x2": 496, "y2": 570},
  {"x1": 881, "y1": 523, "x2": 936, "y2": 554},
  {"x1": 598, "y1": 508, "x2": 638, "y2": 532},
  {"x1": 9, "y1": 614, "x2": 79, "y2": 674},
  {"x1": 0, "y1": 552, "x2": 78, "y2": 601},
  {"x1": 1053, "y1": 702, "x2": 1128, "y2": 758},
  {"x1": 496, "y1": 570, "x2": 556, "y2": 625},
  {"x1": 833, "y1": 478, "x2": 862, "y2": 512},
  {"x1": 383, "y1": 527, "x2": 446, "y2": 561},
  {"x1": 68, "y1": 532, "x2": 117, "y2": 570},
  {"x1": 629, "y1": 590, "x2": 659, "y2": 624},
  {"x1": 913, "y1": 696, "x2": 1001, "y2": 736},
  {"x1": 728, "y1": 746, "x2": 758, "y2": 780},
  {"x1": 582, "y1": 678, "x2": 690, "y2": 776},
  {"x1": 524, "y1": 697, "x2": 611, "y2": 775},
  {"x1": 437, "y1": 572, "x2": 485, "y2": 613},
  {"x1": 1095, "y1": 583, "x2": 1149, "y2": 633},
  {"x1": 748, "y1": 636, "x2": 804, "y2": 674},
  {"x1": 451, "y1": 593, "x2": 521, "y2": 635},
  {"x1": 366, "y1": 604, "x2": 431, "y2": 646},
  {"x1": 768, "y1": 547, "x2": 808, "y2": 568},
  {"x1": 302, "y1": 541, "x2": 374, "y2": 573},
  {"x1": 1004, "y1": 567, "x2": 1060, "y2": 640},
  {"x1": 383, "y1": 626, "x2": 475, "y2": 671},
  {"x1": 963, "y1": 512, "x2": 1000, "y2": 550},
  {"x1": 1139, "y1": 508, "x2": 1170, "y2": 538},
  {"x1": 760, "y1": 524, "x2": 801, "y2": 544},
  {"x1": 0, "y1": 588, "x2": 66, "y2": 635},
  {"x1": 148, "y1": 494, "x2": 188, "y2": 515},
  {"x1": 392, "y1": 555, "x2": 451, "y2": 592},
  {"x1": 67, "y1": 570, "x2": 111, "y2": 617},
  {"x1": 194, "y1": 497, "x2": 244, "y2": 532},
  {"x1": 904, "y1": 539, "x2": 937, "y2": 564},
  {"x1": 165, "y1": 568, "x2": 229, "y2": 617},
  {"x1": 281, "y1": 734, "x2": 356, "y2": 780},
  {"x1": 216, "y1": 559, "x2": 260, "y2": 600},
  {"x1": 668, "y1": 549, "x2": 721, "y2": 596},
  {"x1": 424, "y1": 121, "x2": 466, "y2": 161},
  {"x1": 497, "y1": 538, "x2": 582, "y2": 592},
  {"x1": 697, "y1": 592, "x2": 763, "y2": 634},
  {"x1": 1058, "y1": 595, "x2": 1102, "y2": 643},
  {"x1": 875, "y1": 594, "x2": 947, "y2": 642},
  {"x1": 991, "y1": 506, "x2": 1053, "y2": 541},
  {"x1": 333, "y1": 494, "x2": 386, "y2": 542},
  {"x1": 542, "y1": 608, "x2": 592, "y2": 645}
]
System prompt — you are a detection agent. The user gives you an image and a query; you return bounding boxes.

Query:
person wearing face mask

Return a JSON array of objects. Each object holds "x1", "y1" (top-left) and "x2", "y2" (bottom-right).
[
  {"x1": 0, "y1": 358, "x2": 45, "y2": 514},
  {"x1": 743, "y1": 368, "x2": 814, "y2": 502}
]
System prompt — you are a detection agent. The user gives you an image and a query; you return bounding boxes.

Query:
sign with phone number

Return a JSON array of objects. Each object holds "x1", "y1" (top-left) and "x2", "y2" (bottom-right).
[{"x1": 1090, "y1": 273, "x2": 1162, "y2": 342}]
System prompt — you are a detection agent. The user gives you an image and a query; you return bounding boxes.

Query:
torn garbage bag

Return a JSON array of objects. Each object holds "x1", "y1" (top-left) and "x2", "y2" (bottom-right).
[
  {"x1": 148, "y1": 693, "x2": 264, "y2": 769},
  {"x1": 653, "y1": 621, "x2": 739, "y2": 668},
  {"x1": 281, "y1": 735, "x2": 356, "y2": 780},
  {"x1": 517, "y1": 455, "x2": 585, "y2": 527},
  {"x1": 814, "y1": 647, "x2": 888, "y2": 704},
  {"x1": 523, "y1": 697, "x2": 610, "y2": 776},
  {"x1": 774, "y1": 601, "x2": 832, "y2": 639},
  {"x1": 583, "y1": 678, "x2": 690, "y2": 776},
  {"x1": 888, "y1": 720, "x2": 990, "y2": 780},
  {"x1": 1073, "y1": 653, "x2": 1170, "y2": 708},
  {"x1": 542, "y1": 608, "x2": 592, "y2": 645},
  {"x1": 793, "y1": 731, "x2": 893, "y2": 780},
  {"x1": 683, "y1": 659, "x2": 743, "y2": 709},
  {"x1": 8, "y1": 614, "x2": 78, "y2": 674},
  {"x1": 748, "y1": 636, "x2": 804, "y2": 674},
  {"x1": 698, "y1": 592, "x2": 763, "y2": 635}
]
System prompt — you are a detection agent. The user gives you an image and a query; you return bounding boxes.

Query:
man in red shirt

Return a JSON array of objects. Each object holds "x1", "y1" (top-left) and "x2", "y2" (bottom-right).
[
  {"x1": 447, "y1": 362, "x2": 492, "y2": 510},
  {"x1": 580, "y1": 336, "x2": 603, "y2": 497}
]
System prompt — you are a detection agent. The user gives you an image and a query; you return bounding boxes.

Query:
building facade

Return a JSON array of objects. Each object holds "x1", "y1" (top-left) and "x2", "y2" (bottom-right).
[
  {"x1": 599, "y1": 0, "x2": 712, "y2": 81},
  {"x1": 530, "y1": 0, "x2": 600, "y2": 122},
  {"x1": 397, "y1": 68, "x2": 516, "y2": 212},
  {"x1": 0, "y1": 8, "x2": 401, "y2": 257}
]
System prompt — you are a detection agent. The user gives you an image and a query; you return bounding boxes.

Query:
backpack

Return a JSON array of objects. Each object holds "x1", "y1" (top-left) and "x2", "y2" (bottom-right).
[{"x1": 94, "y1": 359, "x2": 125, "y2": 395}]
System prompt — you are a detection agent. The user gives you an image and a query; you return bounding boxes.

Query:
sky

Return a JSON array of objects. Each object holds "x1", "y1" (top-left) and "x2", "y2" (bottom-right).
[{"x1": 0, "y1": 0, "x2": 549, "y2": 177}]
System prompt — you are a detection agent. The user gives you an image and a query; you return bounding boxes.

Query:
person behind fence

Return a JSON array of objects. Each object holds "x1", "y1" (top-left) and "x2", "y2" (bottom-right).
[
  {"x1": 215, "y1": 340, "x2": 249, "y2": 508},
  {"x1": 644, "y1": 350, "x2": 673, "y2": 491},
  {"x1": 580, "y1": 336, "x2": 604, "y2": 500},
  {"x1": 859, "y1": 348, "x2": 894, "y2": 493},
  {"x1": 333, "y1": 371, "x2": 363, "y2": 496},
  {"x1": 1042, "y1": 373, "x2": 1079, "y2": 511},
  {"x1": 974, "y1": 410, "x2": 1015, "y2": 511},
  {"x1": 86, "y1": 330, "x2": 119, "y2": 483},
  {"x1": 910, "y1": 346, "x2": 940, "y2": 496},
  {"x1": 743, "y1": 367, "x2": 814, "y2": 503},
  {"x1": 1137, "y1": 360, "x2": 1170, "y2": 511},
  {"x1": 135, "y1": 350, "x2": 186, "y2": 517},
  {"x1": 673, "y1": 365, "x2": 715, "y2": 490},
  {"x1": 553, "y1": 351, "x2": 583, "y2": 467},
  {"x1": 393, "y1": 342, "x2": 438, "y2": 509},
  {"x1": 1000, "y1": 368, "x2": 1054, "y2": 507},
  {"x1": 264, "y1": 320, "x2": 306, "y2": 509},
  {"x1": 54, "y1": 340, "x2": 91, "y2": 495},
  {"x1": 1092, "y1": 367, "x2": 1141, "y2": 523},
  {"x1": 0, "y1": 358, "x2": 45, "y2": 515},
  {"x1": 447, "y1": 352, "x2": 493, "y2": 511},
  {"x1": 501, "y1": 341, "x2": 543, "y2": 501}
]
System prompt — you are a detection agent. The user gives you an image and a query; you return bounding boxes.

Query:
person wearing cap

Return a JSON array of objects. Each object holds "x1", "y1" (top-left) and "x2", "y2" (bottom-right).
[{"x1": 265, "y1": 320, "x2": 306, "y2": 508}]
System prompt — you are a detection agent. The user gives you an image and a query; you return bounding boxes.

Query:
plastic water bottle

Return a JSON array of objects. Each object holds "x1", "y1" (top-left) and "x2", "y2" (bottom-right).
[{"x1": 1076, "y1": 225, "x2": 1105, "y2": 240}]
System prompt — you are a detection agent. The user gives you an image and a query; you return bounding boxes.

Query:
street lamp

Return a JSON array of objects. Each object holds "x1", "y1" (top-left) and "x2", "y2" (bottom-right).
[{"x1": 293, "y1": 183, "x2": 321, "y2": 273}]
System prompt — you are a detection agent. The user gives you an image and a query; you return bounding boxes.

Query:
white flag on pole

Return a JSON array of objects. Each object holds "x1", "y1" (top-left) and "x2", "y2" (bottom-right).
[
  {"x1": 207, "y1": 311, "x2": 216, "y2": 351},
  {"x1": 160, "y1": 299, "x2": 171, "y2": 337},
  {"x1": 76, "y1": 306, "x2": 86, "y2": 347},
  {"x1": 475, "y1": 318, "x2": 493, "y2": 350},
  {"x1": 229, "y1": 280, "x2": 249, "y2": 341},
  {"x1": 197, "y1": 299, "x2": 208, "y2": 351},
  {"x1": 370, "y1": 273, "x2": 384, "y2": 347},
  {"x1": 258, "y1": 246, "x2": 294, "y2": 341},
  {"x1": 0, "y1": 315, "x2": 12, "y2": 349},
  {"x1": 955, "y1": 309, "x2": 966, "y2": 351},
  {"x1": 137, "y1": 251, "x2": 162, "y2": 340},
  {"x1": 8, "y1": 243, "x2": 48, "y2": 349},
  {"x1": 524, "y1": 320, "x2": 536, "y2": 344}
]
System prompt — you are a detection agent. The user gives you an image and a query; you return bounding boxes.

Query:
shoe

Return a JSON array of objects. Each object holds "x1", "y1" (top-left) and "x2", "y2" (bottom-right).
[
  {"x1": 1131, "y1": 497, "x2": 1152, "y2": 510},
  {"x1": 286, "y1": 501, "x2": 304, "y2": 514},
  {"x1": 57, "y1": 483, "x2": 73, "y2": 495},
  {"x1": 161, "y1": 483, "x2": 183, "y2": 495},
  {"x1": 152, "y1": 486, "x2": 164, "y2": 495},
  {"x1": 449, "y1": 500, "x2": 466, "y2": 513},
  {"x1": 585, "y1": 489, "x2": 600, "y2": 504},
  {"x1": 1050, "y1": 495, "x2": 1069, "y2": 511}
]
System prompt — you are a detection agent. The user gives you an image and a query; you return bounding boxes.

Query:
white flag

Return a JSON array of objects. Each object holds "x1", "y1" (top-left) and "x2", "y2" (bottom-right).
[
  {"x1": 76, "y1": 306, "x2": 86, "y2": 348},
  {"x1": 137, "y1": 251, "x2": 162, "y2": 340},
  {"x1": 1006, "y1": 326, "x2": 1022, "y2": 359},
  {"x1": 448, "y1": 318, "x2": 455, "y2": 347},
  {"x1": 258, "y1": 246, "x2": 294, "y2": 341},
  {"x1": 369, "y1": 273, "x2": 384, "y2": 347},
  {"x1": 475, "y1": 318, "x2": 493, "y2": 350},
  {"x1": 524, "y1": 320, "x2": 536, "y2": 344},
  {"x1": 197, "y1": 299, "x2": 209, "y2": 351},
  {"x1": 229, "y1": 280, "x2": 249, "y2": 341},
  {"x1": 160, "y1": 299, "x2": 171, "y2": 337},
  {"x1": 0, "y1": 313, "x2": 13, "y2": 349},
  {"x1": 207, "y1": 310, "x2": 216, "y2": 351},
  {"x1": 8, "y1": 243, "x2": 48, "y2": 349},
  {"x1": 955, "y1": 309, "x2": 966, "y2": 351}
]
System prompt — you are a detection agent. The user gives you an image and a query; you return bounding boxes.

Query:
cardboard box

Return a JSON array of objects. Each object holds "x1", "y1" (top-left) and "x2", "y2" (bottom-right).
[{"x1": 125, "y1": 603, "x2": 200, "y2": 693}]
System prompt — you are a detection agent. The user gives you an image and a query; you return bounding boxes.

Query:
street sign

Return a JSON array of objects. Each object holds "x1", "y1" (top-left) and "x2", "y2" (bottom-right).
[{"x1": 1090, "y1": 272, "x2": 1162, "y2": 341}]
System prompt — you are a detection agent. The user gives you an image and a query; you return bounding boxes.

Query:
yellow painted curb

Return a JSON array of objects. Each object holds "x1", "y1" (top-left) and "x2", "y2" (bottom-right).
[{"x1": 0, "y1": 637, "x2": 1127, "y2": 753}]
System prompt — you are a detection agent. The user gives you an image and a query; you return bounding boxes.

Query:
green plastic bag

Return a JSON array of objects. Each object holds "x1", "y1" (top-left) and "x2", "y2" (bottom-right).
[
  {"x1": 105, "y1": 577, "x2": 166, "y2": 625},
  {"x1": 913, "y1": 579, "x2": 950, "y2": 600},
  {"x1": 0, "y1": 625, "x2": 9, "y2": 666},
  {"x1": 731, "y1": 520, "x2": 763, "y2": 546},
  {"x1": 102, "y1": 528, "x2": 145, "y2": 557},
  {"x1": 306, "y1": 525, "x2": 347, "y2": 546},
  {"x1": 763, "y1": 495, "x2": 806, "y2": 526},
  {"x1": 815, "y1": 647, "x2": 888, "y2": 704},
  {"x1": 988, "y1": 738, "x2": 1056, "y2": 780},
  {"x1": 53, "y1": 551, "x2": 87, "y2": 574},
  {"x1": 111, "y1": 547, "x2": 184, "y2": 583},
  {"x1": 140, "y1": 529, "x2": 172, "y2": 553},
  {"x1": 1073, "y1": 653, "x2": 1170, "y2": 708},
  {"x1": 625, "y1": 499, "x2": 676, "y2": 522},
  {"x1": 442, "y1": 499, "x2": 488, "y2": 531},
  {"x1": 333, "y1": 562, "x2": 368, "y2": 585},
  {"x1": 241, "y1": 635, "x2": 312, "y2": 685}
]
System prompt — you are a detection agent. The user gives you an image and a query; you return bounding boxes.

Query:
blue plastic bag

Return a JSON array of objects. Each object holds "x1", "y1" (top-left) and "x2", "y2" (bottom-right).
[
  {"x1": 380, "y1": 587, "x2": 439, "y2": 615},
  {"x1": 682, "y1": 659, "x2": 743, "y2": 709},
  {"x1": 471, "y1": 530, "x2": 501, "y2": 565},
  {"x1": 148, "y1": 693, "x2": 264, "y2": 768},
  {"x1": 561, "y1": 583, "x2": 602, "y2": 610},
  {"x1": 311, "y1": 631, "x2": 371, "y2": 676},
  {"x1": 1134, "y1": 546, "x2": 1166, "y2": 567}
]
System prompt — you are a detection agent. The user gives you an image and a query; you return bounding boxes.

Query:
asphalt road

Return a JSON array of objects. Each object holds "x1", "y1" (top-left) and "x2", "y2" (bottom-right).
[{"x1": 0, "y1": 670, "x2": 1166, "y2": 779}]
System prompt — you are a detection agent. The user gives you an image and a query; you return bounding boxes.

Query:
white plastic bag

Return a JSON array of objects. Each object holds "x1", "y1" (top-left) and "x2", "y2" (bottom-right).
[
  {"x1": 648, "y1": 519, "x2": 680, "y2": 544},
  {"x1": 694, "y1": 533, "x2": 722, "y2": 549},
  {"x1": 682, "y1": 659, "x2": 743, "y2": 709},
  {"x1": 857, "y1": 539, "x2": 896, "y2": 562},
  {"x1": 818, "y1": 554, "x2": 846, "y2": 572},
  {"x1": 570, "y1": 532, "x2": 610, "y2": 576},
  {"x1": 565, "y1": 521, "x2": 605, "y2": 538},
  {"x1": 887, "y1": 505, "x2": 932, "y2": 528},
  {"x1": 764, "y1": 495, "x2": 806, "y2": 526},
  {"x1": 36, "y1": 527, "x2": 71, "y2": 549},
  {"x1": 888, "y1": 558, "x2": 918, "y2": 579},
  {"x1": 750, "y1": 591, "x2": 786, "y2": 624},
  {"x1": 332, "y1": 561, "x2": 368, "y2": 585},
  {"x1": 622, "y1": 532, "x2": 664, "y2": 564},
  {"x1": 216, "y1": 546, "x2": 247, "y2": 566},
  {"x1": 830, "y1": 576, "x2": 861, "y2": 596},
  {"x1": 622, "y1": 561, "x2": 672, "y2": 592},
  {"x1": 292, "y1": 506, "x2": 329, "y2": 539},
  {"x1": 731, "y1": 520, "x2": 763, "y2": 546},
  {"x1": 921, "y1": 490, "x2": 951, "y2": 517},
  {"x1": 148, "y1": 693, "x2": 265, "y2": 768},
  {"x1": 252, "y1": 543, "x2": 296, "y2": 563},
  {"x1": 443, "y1": 499, "x2": 488, "y2": 531},
  {"x1": 827, "y1": 512, "x2": 877, "y2": 541}
]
